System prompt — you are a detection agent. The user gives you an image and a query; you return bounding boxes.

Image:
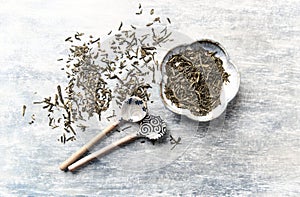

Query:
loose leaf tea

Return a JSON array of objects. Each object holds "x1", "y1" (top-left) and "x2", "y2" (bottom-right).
[
  {"x1": 170, "y1": 134, "x2": 181, "y2": 150},
  {"x1": 30, "y1": 4, "x2": 175, "y2": 144},
  {"x1": 150, "y1": 9, "x2": 154, "y2": 15},
  {"x1": 167, "y1": 17, "x2": 171, "y2": 24},
  {"x1": 164, "y1": 47, "x2": 230, "y2": 116},
  {"x1": 22, "y1": 105, "x2": 26, "y2": 117}
]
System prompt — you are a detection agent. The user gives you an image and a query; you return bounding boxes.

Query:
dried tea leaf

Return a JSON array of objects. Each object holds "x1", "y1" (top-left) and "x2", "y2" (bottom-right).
[{"x1": 150, "y1": 9, "x2": 154, "y2": 15}]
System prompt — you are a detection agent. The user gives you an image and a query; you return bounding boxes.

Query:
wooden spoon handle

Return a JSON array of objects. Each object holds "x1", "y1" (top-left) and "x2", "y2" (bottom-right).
[
  {"x1": 68, "y1": 133, "x2": 137, "y2": 172},
  {"x1": 59, "y1": 121, "x2": 120, "y2": 171}
]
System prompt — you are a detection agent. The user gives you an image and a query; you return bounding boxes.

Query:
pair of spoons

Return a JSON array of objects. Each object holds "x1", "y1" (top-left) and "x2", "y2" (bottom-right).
[{"x1": 59, "y1": 97, "x2": 167, "y2": 172}]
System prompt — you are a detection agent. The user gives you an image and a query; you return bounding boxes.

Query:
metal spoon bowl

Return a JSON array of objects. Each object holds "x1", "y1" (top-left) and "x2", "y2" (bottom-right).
[
  {"x1": 120, "y1": 96, "x2": 147, "y2": 122},
  {"x1": 137, "y1": 114, "x2": 167, "y2": 140}
]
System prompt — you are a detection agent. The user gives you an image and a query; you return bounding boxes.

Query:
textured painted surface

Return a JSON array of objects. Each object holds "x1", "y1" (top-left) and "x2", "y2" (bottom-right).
[{"x1": 0, "y1": 0, "x2": 300, "y2": 196}]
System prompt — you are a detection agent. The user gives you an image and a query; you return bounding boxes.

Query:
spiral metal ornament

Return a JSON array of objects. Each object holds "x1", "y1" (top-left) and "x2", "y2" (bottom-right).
[{"x1": 138, "y1": 115, "x2": 167, "y2": 140}]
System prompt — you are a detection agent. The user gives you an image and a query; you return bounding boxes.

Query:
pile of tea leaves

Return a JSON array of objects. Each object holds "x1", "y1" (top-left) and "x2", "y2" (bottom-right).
[
  {"x1": 30, "y1": 4, "x2": 174, "y2": 143},
  {"x1": 164, "y1": 46, "x2": 230, "y2": 116}
]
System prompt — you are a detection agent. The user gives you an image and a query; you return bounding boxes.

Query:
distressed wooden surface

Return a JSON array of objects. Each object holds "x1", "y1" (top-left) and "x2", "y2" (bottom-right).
[{"x1": 0, "y1": 0, "x2": 299, "y2": 196}]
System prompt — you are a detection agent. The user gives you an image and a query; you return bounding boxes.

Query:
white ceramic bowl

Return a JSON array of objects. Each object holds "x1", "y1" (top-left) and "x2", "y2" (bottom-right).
[{"x1": 160, "y1": 39, "x2": 240, "y2": 121}]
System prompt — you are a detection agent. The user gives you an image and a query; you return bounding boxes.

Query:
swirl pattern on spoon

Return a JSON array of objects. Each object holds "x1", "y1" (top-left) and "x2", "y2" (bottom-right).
[{"x1": 138, "y1": 114, "x2": 167, "y2": 140}]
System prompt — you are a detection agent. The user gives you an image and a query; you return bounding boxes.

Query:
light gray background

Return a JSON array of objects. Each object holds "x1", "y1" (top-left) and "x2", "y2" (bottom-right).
[{"x1": 0, "y1": 0, "x2": 299, "y2": 196}]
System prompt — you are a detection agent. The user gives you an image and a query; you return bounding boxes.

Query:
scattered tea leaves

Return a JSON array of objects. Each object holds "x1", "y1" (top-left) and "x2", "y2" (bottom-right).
[
  {"x1": 118, "y1": 22, "x2": 123, "y2": 31},
  {"x1": 65, "y1": 37, "x2": 72, "y2": 42},
  {"x1": 154, "y1": 17, "x2": 160, "y2": 23},
  {"x1": 22, "y1": 105, "x2": 26, "y2": 117},
  {"x1": 146, "y1": 22, "x2": 153, "y2": 27},
  {"x1": 150, "y1": 9, "x2": 154, "y2": 15},
  {"x1": 30, "y1": 3, "x2": 175, "y2": 144},
  {"x1": 121, "y1": 126, "x2": 132, "y2": 131},
  {"x1": 106, "y1": 110, "x2": 116, "y2": 122},
  {"x1": 131, "y1": 25, "x2": 136, "y2": 30},
  {"x1": 136, "y1": 9, "x2": 142, "y2": 15},
  {"x1": 170, "y1": 134, "x2": 181, "y2": 150},
  {"x1": 90, "y1": 38, "x2": 100, "y2": 44},
  {"x1": 77, "y1": 124, "x2": 88, "y2": 132},
  {"x1": 167, "y1": 17, "x2": 171, "y2": 24}
]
